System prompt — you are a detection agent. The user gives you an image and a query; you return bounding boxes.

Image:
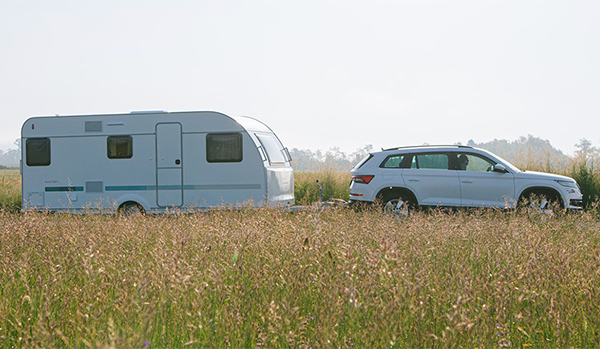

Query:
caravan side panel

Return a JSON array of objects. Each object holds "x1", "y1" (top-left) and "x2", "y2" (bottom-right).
[
  {"x1": 22, "y1": 133, "x2": 157, "y2": 212},
  {"x1": 181, "y1": 131, "x2": 266, "y2": 208}
]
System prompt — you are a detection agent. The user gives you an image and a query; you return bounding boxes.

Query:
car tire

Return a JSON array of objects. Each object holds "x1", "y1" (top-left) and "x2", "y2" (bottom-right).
[
  {"x1": 382, "y1": 194, "x2": 412, "y2": 217},
  {"x1": 519, "y1": 192, "x2": 561, "y2": 215}
]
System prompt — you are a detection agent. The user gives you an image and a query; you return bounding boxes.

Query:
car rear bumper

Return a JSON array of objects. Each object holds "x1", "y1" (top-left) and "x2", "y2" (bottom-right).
[{"x1": 348, "y1": 199, "x2": 375, "y2": 206}]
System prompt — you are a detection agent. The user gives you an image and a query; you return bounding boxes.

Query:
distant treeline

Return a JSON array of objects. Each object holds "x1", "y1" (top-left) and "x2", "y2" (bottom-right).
[
  {"x1": 463, "y1": 135, "x2": 571, "y2": 173},
  {"x1": 0, "y1": 140, "x2": 20, "y2": 168},
  {"x1": 290, "y1": 145, "x2": 374, "y2": 172}
]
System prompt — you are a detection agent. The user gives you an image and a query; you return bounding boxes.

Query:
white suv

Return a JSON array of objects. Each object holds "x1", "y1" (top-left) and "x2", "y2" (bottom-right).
[{"x1": 349, "y1": 145, "x2": 583, "y2": 215}]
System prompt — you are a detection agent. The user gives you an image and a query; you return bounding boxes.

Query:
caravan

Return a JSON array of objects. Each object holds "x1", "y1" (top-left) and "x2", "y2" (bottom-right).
[{"x1": 21, "y1": 111, "x2": 294, "y2": 213}]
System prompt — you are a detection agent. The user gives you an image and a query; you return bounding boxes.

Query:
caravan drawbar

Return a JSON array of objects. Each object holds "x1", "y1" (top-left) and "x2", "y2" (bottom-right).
[{"x1": 21, "y1": 110, "x2": 294, "y2": 213}]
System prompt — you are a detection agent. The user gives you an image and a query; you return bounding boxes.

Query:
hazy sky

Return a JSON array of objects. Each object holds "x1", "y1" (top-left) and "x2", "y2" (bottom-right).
[{"x1": 1, "y1": 0, "x2": 599, "y2": 155}]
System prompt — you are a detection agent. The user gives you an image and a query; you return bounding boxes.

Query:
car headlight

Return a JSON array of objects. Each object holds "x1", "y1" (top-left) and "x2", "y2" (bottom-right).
[
  {"x1": 557, "y1": 180, "x2": 578, "y2": 188},
  {"x1": 557, "y1": 180, "x2": 581, "y2": 194}
]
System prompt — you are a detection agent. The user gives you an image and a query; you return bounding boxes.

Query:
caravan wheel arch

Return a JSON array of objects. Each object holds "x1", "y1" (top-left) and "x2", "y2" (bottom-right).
[{"x1": 116, "y1": 195, "x2": 152, "y2": 213}]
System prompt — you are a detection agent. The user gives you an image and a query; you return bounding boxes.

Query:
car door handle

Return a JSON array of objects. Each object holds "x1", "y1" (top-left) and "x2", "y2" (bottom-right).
[{"x1": 461, "y1": 180, "x2": 473, "y2": 183}]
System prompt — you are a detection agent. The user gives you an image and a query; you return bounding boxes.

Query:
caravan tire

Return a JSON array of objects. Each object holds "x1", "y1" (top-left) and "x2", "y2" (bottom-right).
[{"x1": 119, "y1": 202, "x2": 145, "y2": 216}]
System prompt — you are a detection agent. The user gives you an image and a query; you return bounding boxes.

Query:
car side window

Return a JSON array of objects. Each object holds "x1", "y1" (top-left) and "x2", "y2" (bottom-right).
[
  {"x1": 411, "y1": 155, "x2": 417, "y2": 169},
  {"x1": 381, "y1": 155, "x2": 405, "y2": 168},
  {"x1": 456, "y1": 153, "x2": 496, "y2": 172},
  {"x1": 413, "y1": 153, "x2": 449, "y2": 170}
]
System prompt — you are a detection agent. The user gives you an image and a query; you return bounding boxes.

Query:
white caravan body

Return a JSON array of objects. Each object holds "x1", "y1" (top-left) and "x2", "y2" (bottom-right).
[{"x1": 21, "y1": 111, "x2": 294, "y2": 213}]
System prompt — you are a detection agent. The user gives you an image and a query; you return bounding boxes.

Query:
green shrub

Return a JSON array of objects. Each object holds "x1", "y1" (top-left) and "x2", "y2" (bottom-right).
[{"x1": 570, "y1": 161, "x2": 600, "y2": 208}]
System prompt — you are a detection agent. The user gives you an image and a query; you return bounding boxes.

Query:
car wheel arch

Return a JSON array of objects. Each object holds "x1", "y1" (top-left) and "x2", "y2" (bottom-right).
[
  {"x1": 376, "y1": 187, "x2": 418, "y2": 205},
  {"x1": 518, "y1": 186, "x2": 564, "y2": 208}
]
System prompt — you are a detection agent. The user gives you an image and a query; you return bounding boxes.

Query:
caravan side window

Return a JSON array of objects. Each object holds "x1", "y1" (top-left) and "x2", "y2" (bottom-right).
[
  {"x1": 107, "y1": 136, "x2": 133, "y2": 159},
  {"x1": 26, "y1": 138, "x2": 51, "y2": 166},
  {"x1": 206, "y1": 133, "x2": 242, "y2": 163}
]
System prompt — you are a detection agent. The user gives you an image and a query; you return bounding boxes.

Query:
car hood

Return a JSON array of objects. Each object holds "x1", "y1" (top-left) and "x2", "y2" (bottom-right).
[{"x1": 514, "y1": 170, "x2": 574, "y2": 182}]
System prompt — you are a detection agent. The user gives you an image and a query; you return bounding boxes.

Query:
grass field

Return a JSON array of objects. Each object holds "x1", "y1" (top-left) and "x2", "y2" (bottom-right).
[
  {"x1": 293, "y1": 171, "x2": 350, "y2": 205},
  {"x1": 1, "y1": 208, "x2": 599, "y2": 348},
  {"x1": 1, "y1": 169, "x2": 600, "y2": 347},
  {"x1": 0, "y1": 169, "x2": 20, "y2": 212}
]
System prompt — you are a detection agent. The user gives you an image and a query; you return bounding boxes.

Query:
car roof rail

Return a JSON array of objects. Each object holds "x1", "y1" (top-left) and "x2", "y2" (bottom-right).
[{"x1": 382, "y1": 144, "x2": 474, "y2": 151}]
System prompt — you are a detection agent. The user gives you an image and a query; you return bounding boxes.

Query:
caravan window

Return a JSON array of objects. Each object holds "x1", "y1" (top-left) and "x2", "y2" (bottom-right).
[
  {"x1": 26, "y1": 138, "x2": 51, "y2": 166},
  {"x1": 256, "y1": 133, "x2": 286, "y2": 165},
  {"x1": 206, "y1": 133, "x2": 243, "y2": 163},
  {"x1": 107, "y1": 136, "x2": 133, "y2": 159}
]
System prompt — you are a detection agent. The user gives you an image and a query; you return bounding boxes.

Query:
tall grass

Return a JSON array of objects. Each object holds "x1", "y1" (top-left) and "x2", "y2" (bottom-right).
[
  {"x1": 0, "y1": 170, "x2": 21, "y2": 212},
  {"x1": 1, "y1": 208, "x2": 599, "y2": 348},
  {"x1": 293, "y1": 171, "x2": 350, "y2": 205}
]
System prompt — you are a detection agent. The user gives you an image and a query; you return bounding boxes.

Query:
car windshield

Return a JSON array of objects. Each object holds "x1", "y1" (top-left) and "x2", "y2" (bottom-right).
[
  {"x1": 482, "y1": 150, "x2": 521, "y2": 172},
  {"x1": 500, "y1": 157, "x2": 521, "y2": 172}
]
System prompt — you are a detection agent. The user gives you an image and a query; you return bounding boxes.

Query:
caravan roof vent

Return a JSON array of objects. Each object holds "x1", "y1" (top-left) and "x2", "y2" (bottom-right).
[{"x1": 130, "y1": 110, "x2": 168, "y2": 114}]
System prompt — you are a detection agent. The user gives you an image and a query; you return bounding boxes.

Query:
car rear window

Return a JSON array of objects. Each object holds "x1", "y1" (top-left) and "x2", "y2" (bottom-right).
[{"x1": 353, "y1": 154, "x2": 374, "y2": 169}]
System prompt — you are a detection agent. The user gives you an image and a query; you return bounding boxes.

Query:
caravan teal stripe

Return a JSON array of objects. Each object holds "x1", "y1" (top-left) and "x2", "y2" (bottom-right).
[
  {"x1": 160, "y1": 185, "x2": 184, "y2": 190},
  {"x1": 45, "y1": 186, "x2": 84, "y2": 192},
  {"x1": 105, "y1": 185, "x2": 156, "y2": 191},
  {"x1": 106, "y1": 185, "x2": 185, "y2": 191},
  {"x1": 105, "y1": 184, "x2": 262, "y2": 191},
  {"x1": 185, "y1": 184, "x2": 262, "y2": 190}
]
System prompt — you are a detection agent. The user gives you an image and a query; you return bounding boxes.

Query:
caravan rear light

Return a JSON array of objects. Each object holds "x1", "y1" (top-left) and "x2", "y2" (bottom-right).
[{"x1": 352, "y1": 175, "x2": 374, "y2": 184}]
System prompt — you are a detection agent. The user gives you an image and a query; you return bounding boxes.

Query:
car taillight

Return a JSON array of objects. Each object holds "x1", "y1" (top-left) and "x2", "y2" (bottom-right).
[{"x1": 352, "y1": 175, "x2": 374, "y2": 184}]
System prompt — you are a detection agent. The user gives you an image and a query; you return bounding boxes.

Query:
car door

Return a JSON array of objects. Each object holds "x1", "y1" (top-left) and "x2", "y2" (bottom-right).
[
  {"x1": 454, "y1": 152, "x2": 516, "y2": 208},
  {"x1": 401, "y1": 153, "x2": 461, "y2": 206},
  {"x1": 378, "y1": 153, "x2": 406, "y2": 185}
]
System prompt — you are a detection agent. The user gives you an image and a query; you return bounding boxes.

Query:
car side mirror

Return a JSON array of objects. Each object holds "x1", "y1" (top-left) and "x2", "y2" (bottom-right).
[{"x1": 493, "y1": 164, "x2": 508, "y2": 173}]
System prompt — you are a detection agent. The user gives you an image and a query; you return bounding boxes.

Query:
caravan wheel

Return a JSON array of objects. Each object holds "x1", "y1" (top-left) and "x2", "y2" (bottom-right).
[{"x1": 119, "y1": 202, "x2": 145, "y2": 216}]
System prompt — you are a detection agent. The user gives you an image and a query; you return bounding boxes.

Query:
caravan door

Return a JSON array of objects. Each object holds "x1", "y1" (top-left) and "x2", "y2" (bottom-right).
[{"x1": 156, "y1": 123, "x2": 183, "y2": 207}]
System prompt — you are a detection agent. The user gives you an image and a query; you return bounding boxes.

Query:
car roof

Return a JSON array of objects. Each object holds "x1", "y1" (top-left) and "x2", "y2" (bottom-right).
[{"x1": 378, "y1": 145, "x2": 475, "y2": 153}]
